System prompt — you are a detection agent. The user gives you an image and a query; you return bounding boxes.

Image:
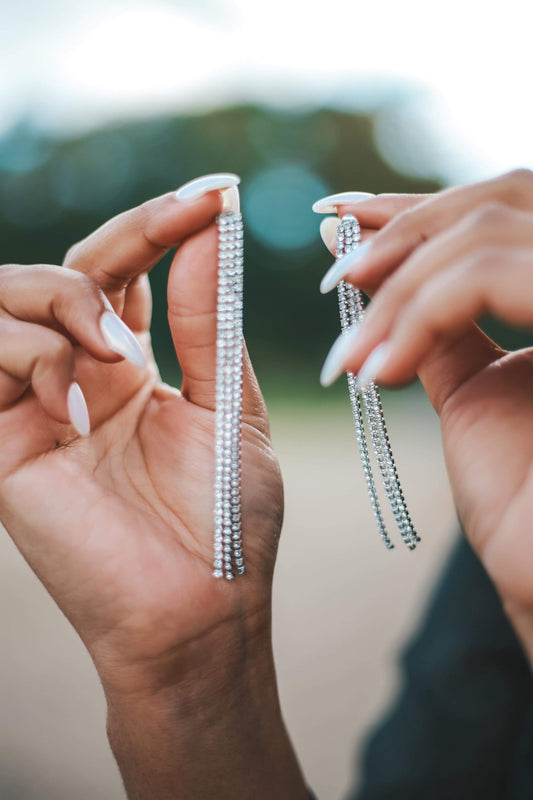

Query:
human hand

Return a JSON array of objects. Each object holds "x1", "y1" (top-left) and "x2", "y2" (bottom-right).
[
  {"x1": 0, "y1": 182, "x2": 282, "y2": 698},
  {"x1": 316, "y1": 170, "x2": 533, "y2": 662}
]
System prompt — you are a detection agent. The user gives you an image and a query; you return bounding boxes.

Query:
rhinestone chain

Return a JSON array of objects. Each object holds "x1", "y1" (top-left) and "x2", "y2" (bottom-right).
[
  {"x1": 337, "y1": 215, "x2": 419, "y2": 550},
  {"x1": 214, "y1": 211, "x2": 245, "y2": 579}
]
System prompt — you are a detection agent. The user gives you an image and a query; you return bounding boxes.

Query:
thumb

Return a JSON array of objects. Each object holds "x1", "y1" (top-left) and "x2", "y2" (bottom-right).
[{"x1": 167, "y1": 222, "x2": 267, "y2": 429}]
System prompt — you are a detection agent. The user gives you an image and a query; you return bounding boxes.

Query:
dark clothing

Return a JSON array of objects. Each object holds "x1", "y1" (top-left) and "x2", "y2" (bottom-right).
[{"x1": 311, "y1": 537, "x2": 533, "y2": 799}]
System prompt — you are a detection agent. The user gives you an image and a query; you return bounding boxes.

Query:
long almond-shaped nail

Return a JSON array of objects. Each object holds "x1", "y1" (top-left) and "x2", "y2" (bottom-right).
[
  {"x1": 312, "y1": 192, "x2": 375, "y2": 214},
  {"x1": 320, "y1": 241, "x2": 372, "y2": 294},
  {"x1": 68, "y1": 382, "x2": 90, "y2": 437},
  {"x1": 319, "y1": 217, "x2": 339, "y2": 253},
  {"x1": 320, "y1": 324, "x2": 360, "y2": 387},
  {"x1": 355, "y1": 343, "x2": 391, "y2": 392},
  {"x1": 100, "y1": 312, "x2": 146, "y2": 367},
  {"x1": 175, "y1": 173, "x2": 240, "y2": 202}
]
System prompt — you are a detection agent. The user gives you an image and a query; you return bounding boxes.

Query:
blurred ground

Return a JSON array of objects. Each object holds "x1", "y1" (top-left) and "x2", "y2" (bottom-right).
[{"x1": 0, "y1": 390, "x2": 456, "y2": 800}]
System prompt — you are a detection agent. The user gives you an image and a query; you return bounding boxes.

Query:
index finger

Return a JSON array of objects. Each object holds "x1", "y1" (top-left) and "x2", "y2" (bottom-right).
[
  {"x1": 337, "y1": 193, "x2": 430, "y2": 228},
  {"x1": 63, "y1": 189, "x2": 223, "y2": 293},
  {"x1": 334, "y1": 169, "x2": 533, "y2": 293}
]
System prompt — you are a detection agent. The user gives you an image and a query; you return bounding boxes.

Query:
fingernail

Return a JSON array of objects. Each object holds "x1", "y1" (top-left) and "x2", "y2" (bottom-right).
[
  {"x1": 355, "y1": 343, "x2": 391, "y2": 392},
  {"x1": 100, "y1": 311, "x2": 146, "y2": 367},
  {"x1": 319, "y1": 217, "x2": 339, "y2": 253},
  {"x1": 320, "y1": 241, "x2": 372, "y2": 294},
  {"x1": 320, "y1": 324, "x2": 360, "y2": 387},
  {"x1": 175, "y1": 173, "x2": 241, "y2": 203},
  {"x1": 312, "y1": 192, "x2": 376, "y2": 214},
  {"x1": 68, "y1": 382, "x2": 90, "y2": 437},
  {"x1": 101, "y1": 294, "x2": 115, "y2": 312}
]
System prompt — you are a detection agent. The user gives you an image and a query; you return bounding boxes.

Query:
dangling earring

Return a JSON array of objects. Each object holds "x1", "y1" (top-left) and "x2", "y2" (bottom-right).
[
  {"x1": 335, "y1": 214, "x2": 419, "y2": 551},
  {"x1": 175, "y1": 173, "x2": 245, "y2": 580},
  {"x1": 213, "y1": 185, "x2": 245, "y2": 580}
]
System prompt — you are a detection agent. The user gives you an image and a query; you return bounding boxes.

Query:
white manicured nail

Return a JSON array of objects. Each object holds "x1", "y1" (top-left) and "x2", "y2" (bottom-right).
[
  {"x1": 100, "y1": 311, "x2": 146, "y2": 367},
  {"x1": 312, "y1": 192, "x2": 375, "y2": 214},
  {"x1": 101, "y1": 294, "x2": 115, "y2": 312},
  {"x1": 355, "y1": 343, "x2": 391, "y2": 392},
  {"x1": 68, "y1": 383, "x2": 90, "y2": 437},
  {"x1": 175, "y1": 173, "x2": 240, "y2": 202},
  {"x1": 320, "y1": 241, "x2": 372, "y2": 294},
  {"x1": 319, "y1": 217, "x2": 339, "y2": 253},
  {"x1": 320, "y1": 324, "x2": 360, "y2": 387}
]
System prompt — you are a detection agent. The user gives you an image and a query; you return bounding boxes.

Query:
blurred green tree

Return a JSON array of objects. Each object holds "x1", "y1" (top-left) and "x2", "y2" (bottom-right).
[{"x1": 0, "y1": 107, "x2": 443, "y2": 400}]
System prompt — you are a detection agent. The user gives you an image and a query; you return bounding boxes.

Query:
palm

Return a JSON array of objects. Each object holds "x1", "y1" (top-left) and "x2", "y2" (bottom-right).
[
  {"x1": 0, "y1": 336, "x2": 281, "y2": 667},
  {"x1": 440, "y1": 347, "x2": 533, "y2": 606}
]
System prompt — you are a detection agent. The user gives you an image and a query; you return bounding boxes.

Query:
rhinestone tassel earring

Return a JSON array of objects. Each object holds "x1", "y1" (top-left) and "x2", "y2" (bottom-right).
[
  {"x1": 314, "y1": 200, "x2": 419, "y2": 550},
  {"x1": 336, "y1": 214, "x2": 419, "y2": 550},
  {"x1": 213, "y1": 185, "x2": 245, "y2": 580}
]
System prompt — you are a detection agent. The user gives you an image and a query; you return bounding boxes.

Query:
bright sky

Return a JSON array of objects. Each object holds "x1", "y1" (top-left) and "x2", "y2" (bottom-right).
[{"x1": 1, "y1": 0, "x2": 531, "y2": 182}]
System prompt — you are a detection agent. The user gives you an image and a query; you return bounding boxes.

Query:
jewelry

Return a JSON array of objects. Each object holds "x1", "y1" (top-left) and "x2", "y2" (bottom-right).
[
  {"x1": 213, "y1": 207, "x2": 245, "y2": 579},
  {"x1": 336, "y1": 215, "x2": 419, "y2": 550}
]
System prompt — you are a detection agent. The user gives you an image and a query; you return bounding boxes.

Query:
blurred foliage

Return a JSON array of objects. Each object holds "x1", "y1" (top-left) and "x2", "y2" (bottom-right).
[{"x1": 0, "y1": 106, "x2": 446, "y2": 400}]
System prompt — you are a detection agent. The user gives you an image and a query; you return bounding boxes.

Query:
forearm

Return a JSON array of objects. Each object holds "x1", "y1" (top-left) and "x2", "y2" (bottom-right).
[{"x1": 102, "y1": 614, "x2": 308, "y2": 800}]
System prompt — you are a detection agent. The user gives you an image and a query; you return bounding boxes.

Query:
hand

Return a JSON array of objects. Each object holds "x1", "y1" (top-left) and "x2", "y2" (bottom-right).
[
  {"x1": 318, "y1": 169, "x2": 533, "y2": 661},
  {"x1": 0, "y1": 188, "x2": 282, "y2": 695}
]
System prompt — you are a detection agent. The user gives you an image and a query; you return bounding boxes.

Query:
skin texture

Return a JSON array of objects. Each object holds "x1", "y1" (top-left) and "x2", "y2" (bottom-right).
[
  {"x1": 322, "y1": 168, "x2": 533, "y2": 665},
  {"x1": 0, "y1": 190, "x2": 308, "y2": 799}
]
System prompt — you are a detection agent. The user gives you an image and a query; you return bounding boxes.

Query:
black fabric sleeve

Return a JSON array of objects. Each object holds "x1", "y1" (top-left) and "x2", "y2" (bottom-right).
[{"x1": 346, "y1": 536, "x2": 533, "y2": 800}]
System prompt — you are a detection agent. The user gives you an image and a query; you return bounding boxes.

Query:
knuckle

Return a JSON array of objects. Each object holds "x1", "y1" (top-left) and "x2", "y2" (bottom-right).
[
  {"x1": 45, "y1": 333, "x2": 73, "y2": 364},
  {"x1": 0, "y1": 264, "x2": 22, "y2": 288},
  {"x1": 63, "y1": 240, "x2": 84, "y2": 267},
  {"x1": 67, "y1": 269, "x2": 98, "y2": 298},
  {"x1": 57, "y1": 272, "x2": 102, "y2": 317},
  {"x1": 498, "y1": 167, "x2": 533, "y2": 202},
  {"x1": 412, "y1": 282, "x2": 438, "y2": 318},
  {"x1": 505, "y1": 167, "x2": 533, "y2": 187},
  {"x1": 138, "y1": 201, "x2": 162, "y2": 246},
  {"x1": 470, "y1": 202, "x2": 509, "y2": 232},
  {"x1": 468, "y1": 245, "x2": 498, "y2": 272}
]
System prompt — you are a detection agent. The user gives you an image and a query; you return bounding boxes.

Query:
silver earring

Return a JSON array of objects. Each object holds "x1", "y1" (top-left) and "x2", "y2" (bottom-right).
[
  {"x1": 213, "y1": 187, "x2": 245, "y2": 580},
  {"x1": 336, "y1": 215, "x2": 419, "y2": 550}
]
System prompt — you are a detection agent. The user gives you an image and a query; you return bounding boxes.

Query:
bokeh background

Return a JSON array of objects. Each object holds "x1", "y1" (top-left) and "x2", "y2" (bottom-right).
[{"x1": 0, "y1": 1, "x2": 531, "y2": 798}]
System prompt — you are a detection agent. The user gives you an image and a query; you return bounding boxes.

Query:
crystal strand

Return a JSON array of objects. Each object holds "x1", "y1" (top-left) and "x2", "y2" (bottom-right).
[
  {"x1": 215, "y1": 213, "x2": 232, "y2": 579},
  {"x1": 214, "y1": 211, "x2": 245, "y2": 579},
  {"x1": 229, "y1": 214, "x2": 245, "y2": 575},
  {"x1": 222, "y1": 214, "x2": 236, "y2": 580},
  {"x1": 338, "y1": 214, "x2": 419, "y2": 549},
  {"x1": 336, "y1": 221, "x2": 393, "y2": 550},
  {"x1": 364, "y1": 384, "x2": 420, "y2": 549}
]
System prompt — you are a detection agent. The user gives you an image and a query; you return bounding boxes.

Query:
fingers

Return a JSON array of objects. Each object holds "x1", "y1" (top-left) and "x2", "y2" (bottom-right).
[
  {"x1": 372, "y1": 246, "x2": 533, "y2": 386},
  {"x1": 167, "y1": 223, "x2": 266, "y2": 423},
  {"x1": 0, "y1": 317, "x2": 86, "y2": 430},
  {"x1": 337, "y1": 193, "x2": 430, "y2": 228},
  {"x1": 0, "y1": 264, "x2": 146, "y2": 368},
  {"x1": 121, "y1": 273, "x2": 152, "y2": 333},
  {"x1": 324, "y1": 240, "x2": 533, "y2": 408},
  {"x1": 336, "y1": 204, "x2": 533, "y2": 367},
  {"x1": 316, "y1": 194, "x2": 430, "y2": 293},
  {"x1": 0, "y1": 264, "x2": 152, "y2": 435},
  {"x1": 317, "y1": 173, "x2": 533, "y2": 411},
  {"x1": 63, "y1": 189, "x2": 223, "y2": 309},
  {"x1": 316, "y1": 194, "x2": 429, "y2": 258},
  {"x1": 323, "y1": 169, "x2": 533, "y2": 295}
]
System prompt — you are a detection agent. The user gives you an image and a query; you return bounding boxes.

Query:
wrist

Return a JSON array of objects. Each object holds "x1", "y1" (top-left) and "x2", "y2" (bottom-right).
[
  {"x1": 103, "y1": 608, "x2": 308, "y2": 800},
  {"x1": 96, "y1": 599, "x2": 273, "y2": 701}
]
